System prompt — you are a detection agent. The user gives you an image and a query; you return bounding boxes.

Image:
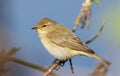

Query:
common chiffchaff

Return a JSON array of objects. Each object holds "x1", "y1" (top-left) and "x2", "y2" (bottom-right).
[{"x1": 32, "y1": 18, "x2": 111, "y2": 66}]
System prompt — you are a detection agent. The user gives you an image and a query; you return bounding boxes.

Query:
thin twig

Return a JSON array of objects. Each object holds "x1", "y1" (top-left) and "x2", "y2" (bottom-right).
[
  {"x1": 91, "y1": 0, "x2": 101, "y2": 5},
  {"x1": 73, "y1": 0, "x2": 91, "y2": 31},
  {"x1": 0, "y1": 48, "x2": 57, "y2": 76},
  {"x1": 7, "y1": 48, "x2": 20, "y2": 56},
  {"x1": 43, "y1": 60, "x2": 61, "y2": 76},
  {"x1": 85, "y1": 22, "x2": 105, "y2": 44},
  {"x1": 8, "y1": 57, "x2": 57, "y2": 76},
  {"x1": 91, "y1": 62, "x2": 108, "y2": 76}
]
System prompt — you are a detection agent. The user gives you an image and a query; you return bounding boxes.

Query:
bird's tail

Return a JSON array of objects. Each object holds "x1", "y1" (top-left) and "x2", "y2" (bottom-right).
[{"x1": 90, "y1": 54, "x2": 111, "y2": 67}]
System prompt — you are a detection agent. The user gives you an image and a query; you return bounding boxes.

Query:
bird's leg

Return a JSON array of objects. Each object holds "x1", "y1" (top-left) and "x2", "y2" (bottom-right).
[
  {"x1": 60, "y1": 59, "x2": 68, "y2": 67},
  {"x1": 69, "y1": 59, "x2": 74, "y2": 74},
  {"x1": 49, "y1": 59, "x2": 68, "y2": 70}
]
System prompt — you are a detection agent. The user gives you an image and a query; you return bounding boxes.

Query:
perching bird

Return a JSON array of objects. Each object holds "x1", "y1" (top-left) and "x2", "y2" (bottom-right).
[{"x1": 32, "y1": 18, "x2": 111, "y2": 66}]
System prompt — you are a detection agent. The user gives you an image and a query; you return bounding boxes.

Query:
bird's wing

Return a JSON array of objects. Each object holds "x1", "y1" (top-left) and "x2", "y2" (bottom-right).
[{"x1": 46, "y1": 25, "x2": 95, "y2": 54}]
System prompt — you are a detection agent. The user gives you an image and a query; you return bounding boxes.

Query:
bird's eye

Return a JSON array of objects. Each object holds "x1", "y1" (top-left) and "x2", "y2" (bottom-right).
[{"x1": 42, "y1": 24, "x2": 46, "y2": 27}]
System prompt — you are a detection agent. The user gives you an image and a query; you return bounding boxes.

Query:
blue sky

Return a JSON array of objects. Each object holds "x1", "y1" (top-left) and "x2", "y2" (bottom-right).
[{"x1": 1, "y1": 0, "x2": 120, "y2": 76}]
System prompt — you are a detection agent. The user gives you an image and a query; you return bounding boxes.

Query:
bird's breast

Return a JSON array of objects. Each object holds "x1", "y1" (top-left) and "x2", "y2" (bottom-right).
[{"x1": 40, "y1": 36, "x2": 79, "y2": 60}]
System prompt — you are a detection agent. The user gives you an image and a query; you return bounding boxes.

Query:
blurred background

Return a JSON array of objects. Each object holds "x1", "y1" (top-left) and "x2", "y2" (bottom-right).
[{"x1": 0, "y1": 0, "x2": 120, "y2": 76}]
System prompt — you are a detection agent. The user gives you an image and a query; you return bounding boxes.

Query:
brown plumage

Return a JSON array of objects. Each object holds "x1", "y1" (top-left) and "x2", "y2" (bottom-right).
[{"x1": 32, "y1": 18, "x2": 111, "y2": 66}]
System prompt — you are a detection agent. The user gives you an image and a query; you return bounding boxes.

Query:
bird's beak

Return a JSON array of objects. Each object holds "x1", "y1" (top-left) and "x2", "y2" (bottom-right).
[{"x1": 32, "y1": 27, "x2": 38, "y2": 30}]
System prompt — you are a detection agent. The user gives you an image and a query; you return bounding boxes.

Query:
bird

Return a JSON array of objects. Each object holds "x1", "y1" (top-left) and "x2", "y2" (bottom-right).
[{"x1": 32, "y1": 18, "x2": 111, "y2": 66}]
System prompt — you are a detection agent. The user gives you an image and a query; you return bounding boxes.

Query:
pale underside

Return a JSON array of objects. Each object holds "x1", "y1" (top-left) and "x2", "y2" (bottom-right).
[{"x1": 41, "y1": 37, "x2": 92, "y2": 60}]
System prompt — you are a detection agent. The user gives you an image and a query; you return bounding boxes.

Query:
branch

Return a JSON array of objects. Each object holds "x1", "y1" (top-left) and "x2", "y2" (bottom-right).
[
  {"x1": 43, "y1": 60, "x2": 62, "y2": 76},
  {"x1": 85, "y1": 22, "x2": 105, "y2": 44},
  {"x1": 8, "y1": 57, "x2": 58, "y2": 76},
  {"x1": 91, "y1": 62, "x2": 109, "y2": 76},
  {"x1": 73, "y1": 0, "x2": 91, "y2": 31},
  {"x1": 91, "y1": 0, "x2": 101, "y2": 5},
  {"x1": 0, "y1": 48, "x2": 57, "y2": 76},
  {"x1": 7, "y1": 48, "x2": 20, "y2": 56}
]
